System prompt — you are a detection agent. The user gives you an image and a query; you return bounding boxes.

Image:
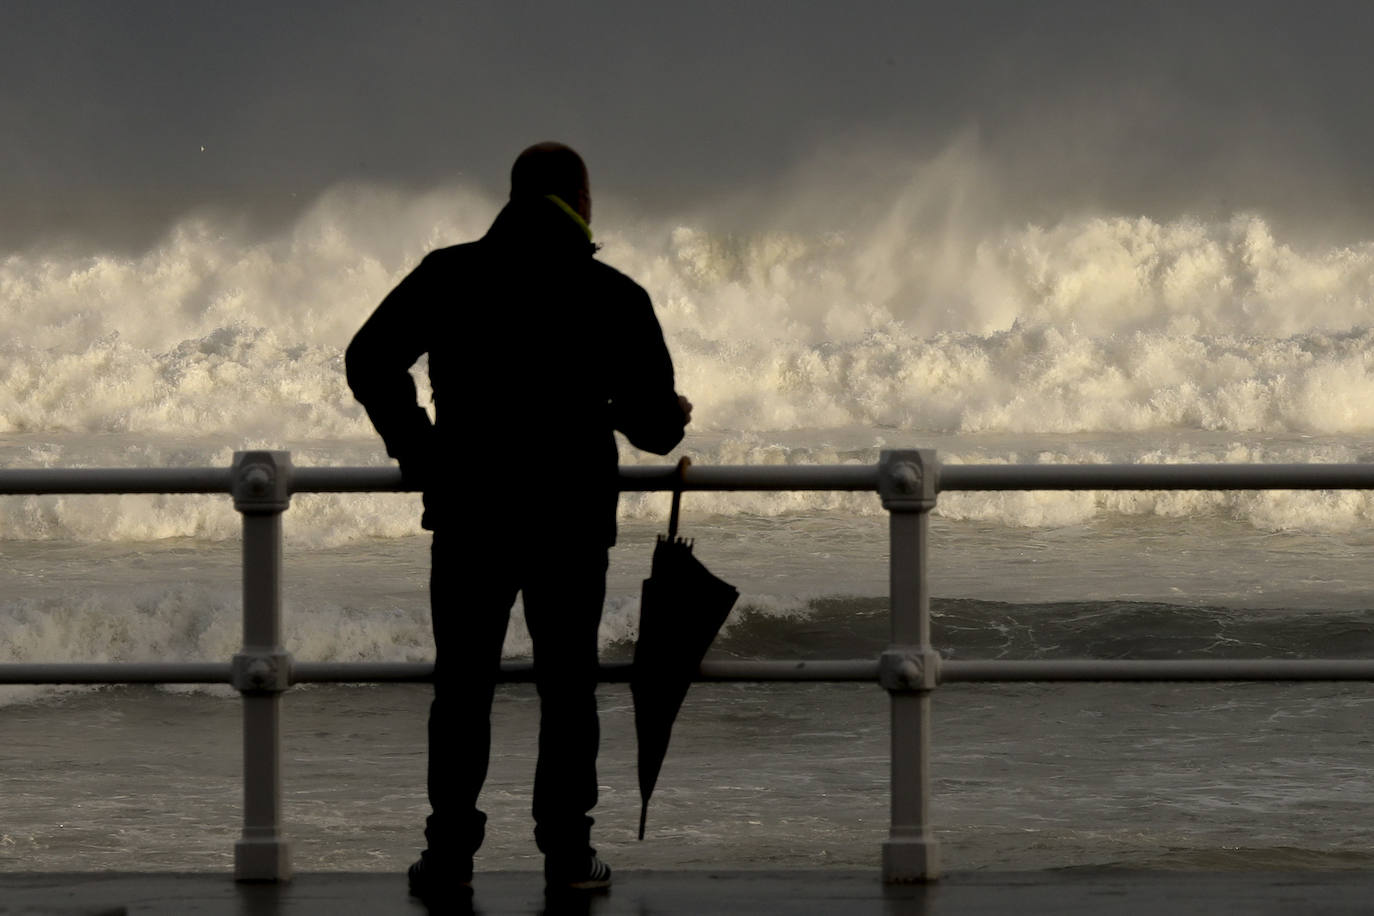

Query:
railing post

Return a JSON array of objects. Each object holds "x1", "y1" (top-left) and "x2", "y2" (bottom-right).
[
  {"x1": 230, "y1": 450, "x2": 294, "y2": 882},
  {"x1": 878, "y1": 449, "x2": 941, "y2": 882}
]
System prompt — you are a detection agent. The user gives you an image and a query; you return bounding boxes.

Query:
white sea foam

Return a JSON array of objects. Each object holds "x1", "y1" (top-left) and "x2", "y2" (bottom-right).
[{"x1": 5, "y1": 180, "x2": 1374, "y2": 442}]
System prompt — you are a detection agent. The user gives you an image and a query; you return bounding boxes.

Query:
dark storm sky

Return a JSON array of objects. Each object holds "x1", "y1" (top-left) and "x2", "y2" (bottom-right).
[{"x1": 3, "y1": 1, "x2": 1373, "y2": 251}]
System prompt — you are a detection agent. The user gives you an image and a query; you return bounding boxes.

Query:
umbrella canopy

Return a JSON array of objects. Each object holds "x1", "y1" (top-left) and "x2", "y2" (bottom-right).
[{"x1": 632, "y1": 458, "x2": 739, "y2": 840}]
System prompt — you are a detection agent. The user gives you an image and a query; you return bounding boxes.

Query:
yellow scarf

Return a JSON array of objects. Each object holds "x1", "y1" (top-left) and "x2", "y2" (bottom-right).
[{"x1": 544, "y1": 194, "x2": 593, "y2": 242}]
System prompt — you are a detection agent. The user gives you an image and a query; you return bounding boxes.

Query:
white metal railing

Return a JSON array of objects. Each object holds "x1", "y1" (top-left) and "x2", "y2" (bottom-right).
[{"x1": 6, "y1": 449, "x2": 1374, "y2": 883}]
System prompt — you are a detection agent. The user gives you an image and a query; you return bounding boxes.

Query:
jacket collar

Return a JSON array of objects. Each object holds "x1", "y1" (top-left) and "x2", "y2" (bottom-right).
[{"x1": 484, "y1": 196, "x2": 597, "y2": 256}]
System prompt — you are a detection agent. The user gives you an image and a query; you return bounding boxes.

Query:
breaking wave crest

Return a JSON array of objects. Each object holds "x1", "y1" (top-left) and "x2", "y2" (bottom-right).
[
  {"x1": 0, "y1": 581, "x2": 812, "y2": 706},
  {"x1": 3, "y1": 182, "x2": 1374, "y2": 440},
  {"x1": 8, "y1": 587, "x2": 1371, "y2": 708}
]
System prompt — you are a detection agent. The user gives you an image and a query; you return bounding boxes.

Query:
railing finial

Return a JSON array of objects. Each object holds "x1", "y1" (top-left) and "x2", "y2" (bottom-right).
[
  {"x1": 878, "y1": 449, "x2": 937, "y2": 511},
  {"x1": 232, "y1": 451, "x2": 292, "y2": 514}
]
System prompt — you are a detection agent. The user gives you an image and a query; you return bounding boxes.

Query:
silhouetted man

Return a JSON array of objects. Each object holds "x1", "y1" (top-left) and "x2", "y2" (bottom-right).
[{"x1": 346, "y1": 142, "x2": 690, "y2": 899}]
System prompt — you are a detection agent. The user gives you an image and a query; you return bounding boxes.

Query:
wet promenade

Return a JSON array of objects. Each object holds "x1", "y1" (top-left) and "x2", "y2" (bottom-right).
[{"x1": 4, "y1": 869, "x2": 1374, "y2": 915}]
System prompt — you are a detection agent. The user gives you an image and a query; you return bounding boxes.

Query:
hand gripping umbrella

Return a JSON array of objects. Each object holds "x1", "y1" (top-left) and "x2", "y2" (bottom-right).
[{"x1": 633, "y1": 456, "x2": 739, "y2": 840}]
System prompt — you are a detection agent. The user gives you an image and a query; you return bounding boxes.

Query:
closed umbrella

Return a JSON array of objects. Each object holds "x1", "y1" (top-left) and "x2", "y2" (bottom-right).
[{"x1": 632, "y1": 457, "x2": 739, "y2": 840}]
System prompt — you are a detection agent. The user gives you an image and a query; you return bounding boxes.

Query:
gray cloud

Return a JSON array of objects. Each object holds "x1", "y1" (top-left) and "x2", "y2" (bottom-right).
[{"x1": 4, "y1": 1, "x2": 1374, "y2": 251}]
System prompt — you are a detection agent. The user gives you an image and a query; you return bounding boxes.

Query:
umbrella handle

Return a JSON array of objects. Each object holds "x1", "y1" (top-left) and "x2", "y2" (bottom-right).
[{"x1": 668, "y1": 456, "x2": 691, "y2": 540}]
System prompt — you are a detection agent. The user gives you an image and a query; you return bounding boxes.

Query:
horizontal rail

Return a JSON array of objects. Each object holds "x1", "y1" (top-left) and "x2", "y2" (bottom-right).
[
  {"x1": 938, "y1": 462, "x2": 1374, "y2": 491},
  {"x1": 11, "y1": 658, "x2": 1374, "y2": 685},
  {"x1": 0, "y1": 660, "x2": 879, "y2": 685},
  {"x1": 290, "y1": 466, "x2": 410, "y2": 493},
  {"x1": 941, "y1": 659, "x2": 1374, "y2": 681},
  {"x1": 291, "y1": 465, "x2": 883, "y2": 494},
  {"x1": 0, "y1": 663, "x2": 231, "y2": 684},
  {"x1": 295, "y1": 465, "x2": 881, "y2": 493},
  {"x1": 617, "y1": 464, "x2": 879, "y2": 492},
  {"x1": 0, "y1": 467, "x2": 233, "y2": 495},
  {"x1": 291, "y1": 661, "x2": 429, "y2": 683},
  {"x1": 7, "y1": 462, "x2": 1374, "y2": 496},
  {"x1": 293, "y1": 659, "x2": 880, "y2": 683}
]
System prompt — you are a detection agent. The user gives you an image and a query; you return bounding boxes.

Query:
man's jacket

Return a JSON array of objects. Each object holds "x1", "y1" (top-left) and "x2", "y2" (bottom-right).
[{"x1": 345, "y1": 195, "x2": 686, "y2": 545}]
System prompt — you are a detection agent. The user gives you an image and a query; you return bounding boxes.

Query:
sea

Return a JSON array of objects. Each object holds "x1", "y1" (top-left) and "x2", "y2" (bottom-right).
[{"x1": 4, "y1": 182, "x2": 1374, "y2": 874}]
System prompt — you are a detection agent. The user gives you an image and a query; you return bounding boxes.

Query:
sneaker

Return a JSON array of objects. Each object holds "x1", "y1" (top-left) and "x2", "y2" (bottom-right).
[
  {"x1": 545, "y1": 853, "x2": 612, "y2": 891},
  {"x1": 408, "y1": 851, "x2": 473, "y2": 901}
]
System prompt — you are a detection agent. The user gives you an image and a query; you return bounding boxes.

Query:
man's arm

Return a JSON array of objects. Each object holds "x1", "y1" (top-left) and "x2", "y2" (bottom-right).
[
  {"x1": 610, "y1": 284, "x2": 688, "y2": 455},
  {"x1": 345, "y1": 257, "x2": 436, "y2": 483}
]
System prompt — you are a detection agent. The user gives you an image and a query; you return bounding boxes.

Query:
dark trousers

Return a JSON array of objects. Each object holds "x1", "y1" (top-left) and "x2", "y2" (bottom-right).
[{"x1": 425, "y1": 531, "x2": 608, "y2": 863}]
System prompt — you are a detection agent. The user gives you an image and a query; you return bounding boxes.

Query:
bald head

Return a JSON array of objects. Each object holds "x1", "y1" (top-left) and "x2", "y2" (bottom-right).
[{"x1": 510, "y1": 142, "x2": 591, "y2": 222}]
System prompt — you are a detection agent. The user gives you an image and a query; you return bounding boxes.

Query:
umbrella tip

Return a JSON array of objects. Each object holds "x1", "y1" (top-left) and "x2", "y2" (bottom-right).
[{"x1": 639, "y1": 805, "x2": 648, "y2": 841}]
